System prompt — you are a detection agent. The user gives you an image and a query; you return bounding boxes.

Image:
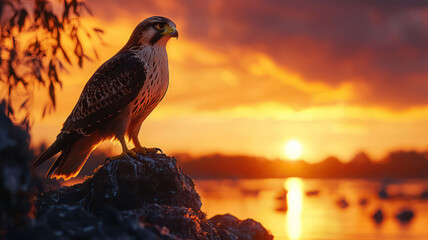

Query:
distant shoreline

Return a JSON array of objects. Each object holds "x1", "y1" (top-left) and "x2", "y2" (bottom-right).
[
  {"x1": 179, "y1": 151, "x2": 428, "y2": 179},
  {"x1": 193, "y1": 177, "x2": 428, "y2": 180},
  {"x1": 34, "y1": 148, "x2": 428, "y2": 181}
]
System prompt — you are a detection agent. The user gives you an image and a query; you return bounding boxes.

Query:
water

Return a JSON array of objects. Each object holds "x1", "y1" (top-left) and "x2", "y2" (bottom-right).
[{"x1": 195, "y1": 178, "x2": 428, "y2": 240}]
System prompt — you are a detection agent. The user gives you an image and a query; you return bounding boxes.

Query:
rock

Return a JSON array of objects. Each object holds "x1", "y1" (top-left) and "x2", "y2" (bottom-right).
[
  {"x1": 336, "y1": 197, "x2": 349, "y2": 209},
  {"x1": 129, "y1": 204, "x2": 219, "y2": 240},
  {"x1": 275, "y1": 189, "x2": 288, "y2": 213},
  {"x1": 210, "y1": 214, "x2": 273, "y2": 240},
  {"x1": 30, "y1": 153, "x2": 273, "y2": 240},
  {"x1": 305, "y1": 190, "x2": 320, "y2": 197},
  {"x1": 420, "y1": 189, "x2": 428, "y2": 199},
  {"x1": 359, "y1": 198, "x2": 369, "y2": 207},
  {"x1": 396, "y1": 208, "x2": 414, "y2": 223},
  {"x1": 0, "y1": 102, "x2": 38, "y2": 231},
  {"x1": 372, "y1": 209, "x2": 384, "y2": 224},
  {"x1": 275, "y1": 205, "x2": 288, "y2": 213},
  {"x1": 241, "y1": 189, "x2": 261, "y2": 197},
  {"x1": 378, "y1": 186, "x2": 389, "y2": 199},
  {"x1": 7, "y1": 205, "x2": 177, "y2": 240},
  {"x1": 275, "y1": 189, "x2": 287, "y2": 201},
  {"x1": 37, "y1": 154, "x2": 202, "y2": 215}
]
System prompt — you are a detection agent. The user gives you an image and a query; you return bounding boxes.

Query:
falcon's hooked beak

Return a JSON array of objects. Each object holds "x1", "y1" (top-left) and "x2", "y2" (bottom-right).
[{"x1": 162, "y1": 25, "x2": 179, "y2": 38}]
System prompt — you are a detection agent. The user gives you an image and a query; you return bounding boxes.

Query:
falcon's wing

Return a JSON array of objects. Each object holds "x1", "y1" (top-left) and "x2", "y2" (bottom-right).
[{"x1": 61, "y1": 51, "x2": 148, "y2": 136}]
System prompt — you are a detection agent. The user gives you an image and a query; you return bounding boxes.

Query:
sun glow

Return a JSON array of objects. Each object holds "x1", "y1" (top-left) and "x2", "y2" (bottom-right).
[{"x1": 284, "y1": 140, "x2": 303, "y2": 160}]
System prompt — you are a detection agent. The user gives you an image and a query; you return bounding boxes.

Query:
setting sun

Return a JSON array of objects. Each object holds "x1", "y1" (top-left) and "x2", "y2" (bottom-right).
[{"x1": 284, "y1": 140, "x2": 303, "y2": 160}]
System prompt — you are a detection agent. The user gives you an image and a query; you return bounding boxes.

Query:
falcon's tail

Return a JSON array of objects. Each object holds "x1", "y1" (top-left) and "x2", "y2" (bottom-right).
[
  {"x1": 47, "y1": 136, "x2": 100, "y2": 180},
  {"x1": 34, "y1": 140, "x2": 62, "y2": 168},
  {"x1": 34, "y1": 132, "x2": 82, "y2": 168}
]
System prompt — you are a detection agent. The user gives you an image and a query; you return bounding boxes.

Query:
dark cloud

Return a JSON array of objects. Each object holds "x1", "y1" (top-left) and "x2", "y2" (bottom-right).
[{"x1": 90, "y1": 0, "x2": 428, "y2": 109}]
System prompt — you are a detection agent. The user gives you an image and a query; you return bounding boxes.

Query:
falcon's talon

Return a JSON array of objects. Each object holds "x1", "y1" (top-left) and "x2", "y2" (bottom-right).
[
  {"x1": 107, "y1": 149, "x2": 137, "y2": 162},
  {"x1": 132, "y1": 147, "x2": 163, "y2": 155},
  {"x1": 127, "y1": 149, "x2": 137, "y2": 157},
  {"x1": 155, "y1": 148, "x2": 163, "y2": 154},
  {"x1": 106, "y1": 152, "x2": 127, "y2": 162},
  {"x1": 131, "y1": 146, "x2": 144, "y2": 153}
]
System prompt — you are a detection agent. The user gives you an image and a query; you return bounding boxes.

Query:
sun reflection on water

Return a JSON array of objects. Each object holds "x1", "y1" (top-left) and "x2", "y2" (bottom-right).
[{"x1": 285, "y1": 178, "x2": 303, "y2": 240}]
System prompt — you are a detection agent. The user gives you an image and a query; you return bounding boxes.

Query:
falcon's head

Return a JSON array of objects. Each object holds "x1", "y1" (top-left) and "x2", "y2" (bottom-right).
[{"x1": 123, "y1": 16, "x2": 178, "y2": 49}]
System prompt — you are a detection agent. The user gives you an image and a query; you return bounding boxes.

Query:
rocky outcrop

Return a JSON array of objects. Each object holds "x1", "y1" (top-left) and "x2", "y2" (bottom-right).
[
  {"x1": 36, "y1": 155, "x2": 201, "y2": 215},
  {"x1": 0, "y1": 102, "x2": 37, "y2": 231},
  {"x1": 10, "y1": 153, "x2": 273, "y2": 240}
]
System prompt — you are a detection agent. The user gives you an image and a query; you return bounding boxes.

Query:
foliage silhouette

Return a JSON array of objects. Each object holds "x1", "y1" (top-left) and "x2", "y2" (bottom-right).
[{"x1": 0, "y1": 0, "x2": 103, "y2": 125}]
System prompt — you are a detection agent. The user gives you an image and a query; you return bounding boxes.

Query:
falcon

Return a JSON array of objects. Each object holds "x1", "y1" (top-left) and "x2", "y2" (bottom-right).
[{"x1": 34, "y1": 16, "x2": 178, "y2": 180}]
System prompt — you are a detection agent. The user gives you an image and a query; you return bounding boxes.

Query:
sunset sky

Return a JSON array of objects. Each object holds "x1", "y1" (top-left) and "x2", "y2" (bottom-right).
[{"x1": 31, "y1": 0, "x2": 428, "y2": 163}]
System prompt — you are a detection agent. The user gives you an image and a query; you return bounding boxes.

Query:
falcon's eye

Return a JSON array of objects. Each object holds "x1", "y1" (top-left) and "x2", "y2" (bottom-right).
[{"x1": 154, "y1": 23, "x2": 165, "y2": 30}]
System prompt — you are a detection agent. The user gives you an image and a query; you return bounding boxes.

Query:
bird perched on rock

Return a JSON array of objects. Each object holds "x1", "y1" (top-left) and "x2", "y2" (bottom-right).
[{"x1": 34, "y1": 16, "x2": 178, "y2": 180}]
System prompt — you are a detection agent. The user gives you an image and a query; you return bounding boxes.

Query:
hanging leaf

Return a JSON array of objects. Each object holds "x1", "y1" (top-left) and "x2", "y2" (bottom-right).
[
  {"x1": 9, "y1": 11, "x2": 18, "y2": 28},
  {"x1": 8, "y1": 104, "x2": 14, "y2": 116},
  {"x1": 42, "y1": 105, "x2": 47, "y2": 118},
  {"x1": 48, "y1": 81, "x2": 56, "y2": 108},
  {"x1": 17, "y1": 9, "x2": 28, "y2": 31},
  {"x1": 93, "y1": 28, "x2": 104, "y2": 34},
  {"x1": 60, "y1": 46, "x2": 71, "y2": 64},
  {"x1": 80, "y1": 2, "x2": 93, "y2": 16},
  {"x1": 74, "y1": 37, "x2": 83, "y2": 67},
  {"x1": 20, "y1": 97, "x2": 30, "y2": 110},
  {"x1": 93, "y1": 48, "x2": 99, "y2": 60}
]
